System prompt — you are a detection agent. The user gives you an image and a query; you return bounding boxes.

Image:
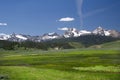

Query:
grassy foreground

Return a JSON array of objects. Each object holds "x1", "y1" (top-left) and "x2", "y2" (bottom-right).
[{"x1": 0, "y1": 49, "x2": 120, "y2": 80}]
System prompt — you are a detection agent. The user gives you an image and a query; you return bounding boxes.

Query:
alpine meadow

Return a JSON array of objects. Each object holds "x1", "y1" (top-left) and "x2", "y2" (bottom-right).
[{"x1": 0, "y1": 0, "x2": 120, "y2": 80}]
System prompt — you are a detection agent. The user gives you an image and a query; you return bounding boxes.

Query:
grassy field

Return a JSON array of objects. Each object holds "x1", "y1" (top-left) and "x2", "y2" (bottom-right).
[{"x1": 0, "y1": 49, "x2": 120, "y2": 80}]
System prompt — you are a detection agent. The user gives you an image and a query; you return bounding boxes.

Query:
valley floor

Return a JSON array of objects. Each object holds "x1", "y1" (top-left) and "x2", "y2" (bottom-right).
[{"x1": 0, "y1": 49, "x2": 120, "y2": 80}]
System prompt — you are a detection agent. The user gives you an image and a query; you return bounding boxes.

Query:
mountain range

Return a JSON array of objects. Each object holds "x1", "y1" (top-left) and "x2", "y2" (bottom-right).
[{"x1": 0, "y1": 26, "x2": 120, "y2": 42}]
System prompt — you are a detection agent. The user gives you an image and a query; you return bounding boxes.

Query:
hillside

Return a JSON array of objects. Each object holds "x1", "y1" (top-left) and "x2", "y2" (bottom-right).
[
  {"x1": 100, "y1": 40, "x2": 120, "y2": 48},
  {"x1": 90, "y1": 40, "x2": 120, "y2": 48},
  {"x1": 48, "y1": 35, "x2": 120, "y2": 49}
]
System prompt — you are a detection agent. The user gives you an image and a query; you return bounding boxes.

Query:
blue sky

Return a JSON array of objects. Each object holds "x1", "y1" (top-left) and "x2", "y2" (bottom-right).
[{"x1": 0, "y1": 0, "x2": 120, "y2": 35}]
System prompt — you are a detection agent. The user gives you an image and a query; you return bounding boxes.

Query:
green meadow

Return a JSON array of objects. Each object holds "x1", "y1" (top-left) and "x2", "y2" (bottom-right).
[{"x1": 0, "y1": 49, "x2": 120, "y2": 80}]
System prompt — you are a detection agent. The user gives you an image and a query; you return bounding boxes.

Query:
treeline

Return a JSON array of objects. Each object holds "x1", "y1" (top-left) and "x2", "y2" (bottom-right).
[
  {"x1": 0, "y1": 35, "x2": 119, "y2": 50},
  {"x1": 0, "y1": 40, "x2": 73, "y2": 50}
]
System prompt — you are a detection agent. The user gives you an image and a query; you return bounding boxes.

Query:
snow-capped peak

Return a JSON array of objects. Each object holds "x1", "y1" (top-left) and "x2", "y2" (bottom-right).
[
  {"x1": 63, "y1": 27, "x2": 92, "y2": 38},
  {"x1": 98, "y1": 26, "x2": 103, "y2": 29},
  {"x1": 93, "y1": 26, "x2": 105, "y2": 36},
  {"x1": 93, "y1": 26, "x2": 111, "y2": 36},
  {"x1": 15, "y1": 34, "x2": 27, "y2": 40},
  {"x1": 41, "y1": 32, "x2": 60, "y2": 40},
  {"x1": 0, "y1": 33, "x2": 11, "y2": 40},
  {"x1": 0, "y1": 26, "x2": 119, "y2": 42}
]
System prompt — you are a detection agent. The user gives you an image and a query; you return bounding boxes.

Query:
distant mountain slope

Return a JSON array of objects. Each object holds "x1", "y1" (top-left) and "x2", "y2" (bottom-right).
[
  {"x1": 46, "y1": 35, "x2": 120, "y2": 48},
  {"x1": 89, "y1": 40, "x2": 120, "y2": 48},
  {"x1": 100, "y1": 40, "x2": 120, "y2": 48},
  {"x1": 0, "y1": 34, "x2": 120, "y2": 50},
  {"x1": 0, "y1": 26, "x2": 120, "y2": 50},
  {"x1": 0, "y1": 27, "x2": 120, "y2": 42}
]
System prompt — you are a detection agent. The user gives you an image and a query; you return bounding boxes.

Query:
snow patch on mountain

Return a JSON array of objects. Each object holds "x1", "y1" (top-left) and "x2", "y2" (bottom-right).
[
  {"x1": 42, "y1": 32, "x2": 61, "y2": 40},
  {"x1": 62, "y1": 28, "x2": 91, "y2": 38},
  {"x1": 0, "y1": 33, "x2": 10, "y2": 40},
  {"x1": 104, "y1": 30, "x2": 111, "y2": 36},
  {"x1": 92, "y1": 26, "x2": 111, "y2": 36},
  {"x1": 15, "y1": 34, "x2": 27, "y2": 40}
]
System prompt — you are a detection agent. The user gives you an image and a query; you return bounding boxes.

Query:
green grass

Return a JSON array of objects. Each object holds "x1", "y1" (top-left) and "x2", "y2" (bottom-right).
[
  {"x1": 0, "y1": 49, "x2": 120, "y2": 80},
  {"x1": 0, "y1": 66, "x2": 120, "y2": 80},
  {"x1": 73, "y1": 65, "x2": 120, "y2": 72}
]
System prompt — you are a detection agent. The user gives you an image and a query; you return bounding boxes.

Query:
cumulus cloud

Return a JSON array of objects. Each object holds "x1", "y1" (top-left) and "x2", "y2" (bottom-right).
[
  {"x1": 59, "y1": 17, "x2": 75, "y2": 22},
  {"x1": 58, "y1": 27, "x2": 69, "y2": 31},
  {"x1": 0, "y1": 23, "x2": 7, "y2": 26}
]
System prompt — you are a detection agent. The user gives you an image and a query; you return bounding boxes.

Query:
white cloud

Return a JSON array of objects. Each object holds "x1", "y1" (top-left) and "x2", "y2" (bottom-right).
[
  {"x1": 58, "y1": 27, "x2": 69, "y2": 31},
  {"x1": 59, "y1": 17, "x2": 75, "y2": 22},
  {"x1": 0, "y1": 23, "x2": 7, "y2": 26}
]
